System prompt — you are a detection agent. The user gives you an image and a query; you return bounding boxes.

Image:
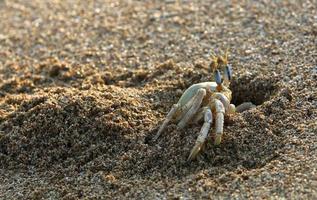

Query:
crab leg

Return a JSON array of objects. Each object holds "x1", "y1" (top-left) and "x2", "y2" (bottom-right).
[
  {"x1": 192, "y1": 107, "x2": 208, "y2": 124},
  {"x1": 153, "y1": 103, "x2": 180, "y2": 141},
  {"x1": 214, "y1": 99, "x2": 225, "y2": 145},
  {"x1": 177, "y1": 88, "x2": 206, "y2": 129},
  {"x1": 188, "y1": 108, "x2": 212, "y2": 161},
  {"x1": 235, "y1": 102, "x2": 256, "y2": 113},
  {"x1": 174, "y1": 93, "x2": 201, "y2": 122},
  {"x1": 214, "y1": 92, "x2": 235, "y2": 114}
]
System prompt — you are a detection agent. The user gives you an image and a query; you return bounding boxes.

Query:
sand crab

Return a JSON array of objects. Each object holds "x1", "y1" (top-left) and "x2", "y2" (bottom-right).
[{"x1": 154, "y1": 52, "x2": 237, "y2": 161}]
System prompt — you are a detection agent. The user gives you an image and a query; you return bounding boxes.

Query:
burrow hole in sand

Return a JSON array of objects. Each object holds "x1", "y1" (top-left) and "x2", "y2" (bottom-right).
[{"x1": 230, "y1": 74, "x2": 279, "y2": 107}]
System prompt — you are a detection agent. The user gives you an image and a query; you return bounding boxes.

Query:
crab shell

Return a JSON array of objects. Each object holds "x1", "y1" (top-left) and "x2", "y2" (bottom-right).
[{"x1": 178, "y1": 82, "x2": 233, "y2": 109}]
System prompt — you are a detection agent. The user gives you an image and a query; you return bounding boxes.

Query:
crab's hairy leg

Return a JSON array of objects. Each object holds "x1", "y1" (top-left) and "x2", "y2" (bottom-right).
[
  {"x1": 178, "y1": 88, "x2": 206, "y2": 129},
  {"x1": 153, "y1": 103, "x2": 180, "y2": 141},
  {"x1": 213, "y1": 92, "x2": 235, "y2": 114},
  {"x1": 213, "y1": 99, "x2": 225, "y2": 145},
  {"x1": 188, "y1": 108, "x2": 212, "y2": 161}
]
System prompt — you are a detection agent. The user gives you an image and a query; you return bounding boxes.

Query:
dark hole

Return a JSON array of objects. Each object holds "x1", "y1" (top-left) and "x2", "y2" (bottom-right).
[
  {"x1": 0, "y1": 145, "x2": 8, "y2": 155},
  {"x1": 230, "y1": 74, "x2": 279, "y2": 106},
  {"x1": 242, "y1": 175, "x2": 249, "y2": 180}
]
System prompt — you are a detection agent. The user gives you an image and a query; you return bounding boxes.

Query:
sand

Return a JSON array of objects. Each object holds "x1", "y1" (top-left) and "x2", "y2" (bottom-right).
[{"x1": 0, "y1": 0, "x2": 316, "y2": 199}]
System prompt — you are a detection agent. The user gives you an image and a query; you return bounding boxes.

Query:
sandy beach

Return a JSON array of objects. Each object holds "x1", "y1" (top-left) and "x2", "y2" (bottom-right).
[{"x1": 0, "y1": 0, "x2": 316, "y2": 199}]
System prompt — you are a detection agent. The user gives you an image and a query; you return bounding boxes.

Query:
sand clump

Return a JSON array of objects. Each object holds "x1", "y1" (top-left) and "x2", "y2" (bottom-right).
[{"x1": 0, "y1": 0, "x2": 317, "y2": 199}]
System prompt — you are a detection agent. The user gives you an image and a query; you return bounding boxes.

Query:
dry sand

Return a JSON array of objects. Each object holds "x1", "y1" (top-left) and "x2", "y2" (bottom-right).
[{"x1": 0, "y1": 0, "x2": 316, "y2": 199}]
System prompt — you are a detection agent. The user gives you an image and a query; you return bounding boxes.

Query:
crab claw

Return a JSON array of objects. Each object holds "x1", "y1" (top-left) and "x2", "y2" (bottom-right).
[{"x1": 188, "y1": 141, "x2": 204, "y2": 161}]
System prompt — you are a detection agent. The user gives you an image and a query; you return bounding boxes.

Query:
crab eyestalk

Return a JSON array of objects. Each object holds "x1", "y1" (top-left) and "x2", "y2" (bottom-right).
[
  {"x1": 214, "y1": 69, "x2": 223, "y2": 91},
  {"x1": 223, "y1": 64, "x2": 232, "y2": 86}
]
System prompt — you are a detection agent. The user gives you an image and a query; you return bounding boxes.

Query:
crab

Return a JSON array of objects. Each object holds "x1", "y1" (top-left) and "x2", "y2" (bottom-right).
[{"x1": 154, "y1": 52, "x2": 238, "y2": 161}]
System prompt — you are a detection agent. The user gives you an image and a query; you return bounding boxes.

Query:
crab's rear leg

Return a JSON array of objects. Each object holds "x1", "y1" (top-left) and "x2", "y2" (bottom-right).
[
  {"x1": 236, "y1": 102, "x2": 256, "y2": 113},
  {"x1": 188, "y1": 108, "x2": 212, "y2": 161},
  {"x1": 153, "y1": 103, "x2": 180, "y2": 141}
]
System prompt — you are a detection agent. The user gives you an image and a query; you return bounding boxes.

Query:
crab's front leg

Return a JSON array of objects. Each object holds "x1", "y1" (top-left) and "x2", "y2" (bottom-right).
[
  {"x1": 154, "y1": 88, "x2": 206, "y2": 141},
  {"x1": 187, "y1": 98, "x2": 226, "y2": 160},
  {"x1": 188, "y1": 107, "x2": 213, "y2": 161},
  {"x1": 213, "y1": 92, "x2": 235, "y2": 114},
  {"x1": 213, "y1": 99, "x2": 225, "y2": 145},
  {"x1": 177, "y1": 88, "x2": 206, "y2": 129}
]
